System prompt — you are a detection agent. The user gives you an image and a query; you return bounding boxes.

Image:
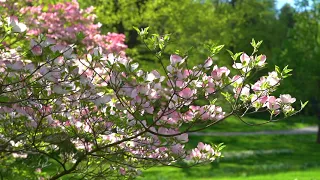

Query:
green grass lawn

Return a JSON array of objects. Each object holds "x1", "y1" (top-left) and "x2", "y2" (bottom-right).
[
  {"x1": 141, "y1": 168, "x2": 320, "y2": 180},
  {"x1": 215, "y1": 169, "x2": 320, "y2": 180},
  {"x1": 140, "y1": 133, "x2": 320, "y2": 180}
]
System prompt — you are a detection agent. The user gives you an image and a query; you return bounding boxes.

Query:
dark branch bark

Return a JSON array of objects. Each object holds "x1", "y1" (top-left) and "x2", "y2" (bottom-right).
[{"x1": 49, "y1": 156, "x2": 83, "y2": 180}]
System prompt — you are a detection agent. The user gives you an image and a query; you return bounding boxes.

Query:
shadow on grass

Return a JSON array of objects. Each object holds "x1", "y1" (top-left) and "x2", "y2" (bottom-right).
[{"x1": 140, "y1": 134, "x2": 320, "y2": 180}]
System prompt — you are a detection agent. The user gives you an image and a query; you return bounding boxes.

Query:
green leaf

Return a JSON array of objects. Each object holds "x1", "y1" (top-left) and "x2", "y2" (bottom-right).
[
  {"x1": 133, "y1": 26, "x2": 141, "y2": 34},
  {"x1": 234, "y1": 52, "x2": 243, "y2": 60},
  {"x1": 283, "y1": 65, "x2": 293, "y2": 74},
  {"x1": 251, "y1": 39, "x2": 263, "y2": 52},
  {"x1": 214, "y1": 45, "x2": 225, "y2": 54},
  {"x1": 256, "y1": 40, "x2": 263, "y2": 48},
  {"x1": 140, "y1": 27, "x2": 150, "y2": 36},
  {"x1": 210, "y1": 98, "x2": 218, "y2": 105},
  {"x1": 206, "y1": 43, "x2": 225, "y2": 56},
  {"x1": 301, "y1": 101, "x2": 309, "y2": 109},
  {"x1": 275, "y1": 65, "x2": 281, "y2": 74},
  {"x1": 0, "y1": 95, "x2": 10, "y2": 103},
  {"x1": 163, "y1": 34, "x2": 171, "y2": 41},
  {"x1": 250, "y1": 39, "x2": 256, "y2": 47},
  {"x1": 159, "y1": 42, "x2": 164, "y2": 50},
  {"x1": 76, "y1": 32, "x2": 85, "y2": 42},
  {"x1": 226, "y1": 49, "x2": 234, "y2": 59},
  {"x1": 215, "y1": 143, "x2": 226, "y2": 151}
]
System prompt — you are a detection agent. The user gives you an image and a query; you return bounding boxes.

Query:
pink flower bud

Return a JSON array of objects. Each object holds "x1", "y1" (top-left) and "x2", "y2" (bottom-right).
[
  {"x1": 257, "y1": 55, "x2": 267, "y2": 67},
  {"x1": 203, "y1": 57, "x2": 213, "y2": 68},
  {"x1": 31, "y1": 45, "x2": 42, "y2": 56},
  {"x1": 240, "y1": 53, "x2": 251, "y2": 64},
  {"x1": 170, "y1": 54, "x2": 184, "y2": 66},
  {"x1": 178, "y1": 87, "x2": 194, "y2": 99}
]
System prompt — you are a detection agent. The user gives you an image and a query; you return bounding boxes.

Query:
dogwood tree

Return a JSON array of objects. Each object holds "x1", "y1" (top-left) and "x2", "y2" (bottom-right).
[{"x1": 0, "y1": 1, "x2": 306, "y2": 180}]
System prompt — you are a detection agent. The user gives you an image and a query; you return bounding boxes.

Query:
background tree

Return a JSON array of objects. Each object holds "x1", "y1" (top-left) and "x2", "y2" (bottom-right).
[
  {"x1": 78, "y1": 0, "x2": 281, "y2": 69},
  {"x1": 274, "y1": 0, "x2": 320, "y2": 142}
]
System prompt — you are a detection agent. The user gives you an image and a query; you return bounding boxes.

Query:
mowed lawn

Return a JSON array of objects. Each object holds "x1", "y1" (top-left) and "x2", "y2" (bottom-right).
[{"x1": 140, "y1": 116, "x2": 320, "y2": 180}]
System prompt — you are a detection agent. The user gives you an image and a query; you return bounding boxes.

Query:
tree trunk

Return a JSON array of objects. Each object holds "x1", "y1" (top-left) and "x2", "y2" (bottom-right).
[
  {"x1": 317, "y1": 120, "x2": 320, "y2": 143},
  {"x1": 317, "y1": 97, "x2": 320, "y2": 143}
]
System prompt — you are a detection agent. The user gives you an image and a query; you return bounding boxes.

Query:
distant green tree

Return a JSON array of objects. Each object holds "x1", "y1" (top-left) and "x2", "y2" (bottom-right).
[
  {"x1": 272, "y1": 0, "x2": 320, "y2": 142},
  {"x1": 275, "y1": 1, "x2": 319, "y2": 105},
  {"x1": 78, "y1": 0, "x2": 280, "y2": 69}
]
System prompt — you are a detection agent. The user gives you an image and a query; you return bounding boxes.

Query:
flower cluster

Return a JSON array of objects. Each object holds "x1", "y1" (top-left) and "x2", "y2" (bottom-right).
[
  {"x1": 18, "y1": 0, "x2": 127, "y2": 55},
  {"x1": 230, "y1": 53, "x2": 297, "y2": 116},
  {"x1": 188, "y1": 142, "x2": 221, "y2": 162}
]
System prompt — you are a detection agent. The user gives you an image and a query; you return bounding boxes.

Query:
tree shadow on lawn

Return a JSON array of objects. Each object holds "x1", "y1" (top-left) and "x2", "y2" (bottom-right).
[{"x1": 141, "y1": 134, "x2": 320, "y2": 180}]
